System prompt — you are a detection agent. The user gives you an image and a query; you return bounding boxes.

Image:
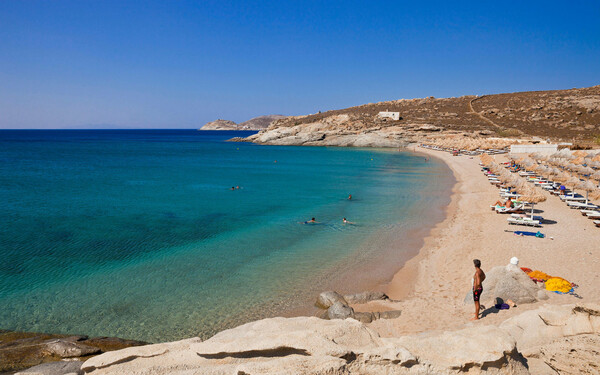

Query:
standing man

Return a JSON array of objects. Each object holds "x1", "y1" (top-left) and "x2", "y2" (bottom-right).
[{"x1": 472, "y1": 259, "x2": 486, "y2": 320}]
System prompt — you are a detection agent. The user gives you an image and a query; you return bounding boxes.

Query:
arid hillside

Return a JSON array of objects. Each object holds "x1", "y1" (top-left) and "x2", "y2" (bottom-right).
[{"x1": 269, "y1": 86, "x2": 600, "y2": 144}]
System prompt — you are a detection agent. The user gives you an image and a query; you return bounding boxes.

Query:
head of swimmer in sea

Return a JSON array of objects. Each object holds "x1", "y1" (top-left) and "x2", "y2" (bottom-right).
[
  {"x1": 311, "y1": 217, "x2": 315, "y2": 221},
  {"x1": 473, "y1": 259, "x2": 481, "y2": 268}
]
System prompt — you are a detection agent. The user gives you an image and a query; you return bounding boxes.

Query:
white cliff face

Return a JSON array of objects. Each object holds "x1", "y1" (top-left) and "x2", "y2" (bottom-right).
[{"x1": 78, "y1": 303, "x2": 600, "y2": 375}]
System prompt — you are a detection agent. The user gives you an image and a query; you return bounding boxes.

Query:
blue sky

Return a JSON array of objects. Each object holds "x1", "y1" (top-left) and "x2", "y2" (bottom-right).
[{"x1": 1, "y1": 1, "x2": 599, "y2": 129}]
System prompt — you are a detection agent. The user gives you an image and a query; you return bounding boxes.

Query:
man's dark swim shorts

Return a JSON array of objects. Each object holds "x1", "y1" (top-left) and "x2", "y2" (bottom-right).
[{"x1": 473, "y1": 287, "x2": 483, "y2": 302}]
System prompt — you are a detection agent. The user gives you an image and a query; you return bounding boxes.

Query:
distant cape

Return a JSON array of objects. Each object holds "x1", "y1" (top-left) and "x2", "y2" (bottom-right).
[{"x1": 199, "y1": 115, "x2": 286, "y2": 130}]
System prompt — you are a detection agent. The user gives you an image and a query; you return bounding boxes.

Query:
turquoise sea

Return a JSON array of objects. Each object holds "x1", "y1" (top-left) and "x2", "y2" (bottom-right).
[{"x1": 0, "y1": 130, "x2": 453, "y2": 342}]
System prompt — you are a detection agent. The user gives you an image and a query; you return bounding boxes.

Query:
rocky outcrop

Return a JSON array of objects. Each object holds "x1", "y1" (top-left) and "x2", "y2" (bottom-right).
[
  {"x1": 464, "y1": 263, "x2": 548, "y2": 305},
  {"x1": 79, "y1": 303, "x2": 600, "y2": 374},
  {"x1": 343, "y1": 291, "x2": 390, "y2": 304},
  {"x1": 0, "y1": 330, "x2": 146, "y2": 374},
  {"x1": 199, "y1": 119, "x2": 238, "y2": 130},
  {"x1": 316, "y1": 290, "x2": 399, "y2": 323},
  {"x1": 200, "y1": 115, "x2": 286, "y2": 130},
  {"x1": 239, "y1": 115, "x2": 287, "y2": 129},
  {"x1": 44, "y1": 339, "x2": 101, "y2": 358},
  {"x1": 315, "y1": 291, "x2": 348, "y2": 309},
  {"x1": 240, "y1": 112, "x2": 485, "y2": 147}
]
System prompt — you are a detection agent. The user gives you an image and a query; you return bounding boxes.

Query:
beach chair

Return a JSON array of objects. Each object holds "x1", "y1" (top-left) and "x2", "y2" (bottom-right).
[
  {"x1": 495, "y1": 203, "x2": 525, "y2": 214},
  {"x1": 560, "y1": 195, "x2": 586, "y2": 202},
  {"x1": 584, "y1": 211, "x2": 600, "y2": 219},
  {"x1": 567, "y1": 201, "x2": 599, "y2": 210},
  {"x1": 595, "y1": 220, "x2": 600, "y2": 227},
  {"x1": 507, "y1": 216, "x2": 541, "y2": 227}
]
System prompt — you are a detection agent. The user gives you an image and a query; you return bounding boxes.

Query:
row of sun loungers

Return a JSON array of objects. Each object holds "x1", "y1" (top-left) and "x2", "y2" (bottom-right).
[
  {"x1": 482, "y1": 165, "x2": 543, "y2": 227},
  {"x1": 504, "y1": 163, "x2": 600, "y2": 229}
]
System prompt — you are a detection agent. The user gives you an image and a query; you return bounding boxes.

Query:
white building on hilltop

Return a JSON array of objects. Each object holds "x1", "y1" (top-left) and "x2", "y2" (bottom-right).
[{"x1": 377, "y1": 111, "x2": 400, "y2": 121}]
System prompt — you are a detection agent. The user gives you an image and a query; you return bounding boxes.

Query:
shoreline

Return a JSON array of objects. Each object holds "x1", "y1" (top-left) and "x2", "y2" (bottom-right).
[{"x1": 381, "y1": 147, "x2": 462, "y2": 301}]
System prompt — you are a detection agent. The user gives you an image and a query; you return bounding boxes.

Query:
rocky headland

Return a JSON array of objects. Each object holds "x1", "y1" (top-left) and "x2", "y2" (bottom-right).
[
  {"x1": 200, "y1": 115, "x2": 286, "y2": 131},
  {"x1": 238, "y1": 86, "x2": 600, "y2": 148}
]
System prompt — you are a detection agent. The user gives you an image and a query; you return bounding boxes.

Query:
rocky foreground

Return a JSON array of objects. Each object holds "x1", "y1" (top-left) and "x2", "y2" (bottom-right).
[
  {"x1": 235, "y1": 86, "x2": 600, "y2": 148},
  {"x1": 20, "y1": 303, "x2": 598, "y2": 375}
]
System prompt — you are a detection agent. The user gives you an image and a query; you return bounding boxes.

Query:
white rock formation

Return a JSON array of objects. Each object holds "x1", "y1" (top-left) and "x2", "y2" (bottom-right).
[{"x1": 78, "y1": 303, "x2": 600, "y2": 374}]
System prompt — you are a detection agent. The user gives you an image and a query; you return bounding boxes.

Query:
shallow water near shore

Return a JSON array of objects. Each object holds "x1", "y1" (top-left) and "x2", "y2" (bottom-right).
[{"x1": 0, "y1": 130, "x2": 453, "y2": 342}]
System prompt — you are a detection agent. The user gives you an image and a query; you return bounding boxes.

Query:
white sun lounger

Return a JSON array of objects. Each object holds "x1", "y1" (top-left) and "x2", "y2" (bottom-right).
[
  {"x1": 507, "y1": 217, "x2": 541, "y2": 227},
  {"x1": 585, "y1": 212, "x2": 600, "y2": 219},
  {"x1": 560, "y1": 195, "x2": 586, "y2": 202},
  {"x1": 495, "y1": 204, "x2": 525, "y2": 213},
  {"x1": 567, "y1": 201, "x2": 599, "y2": 210},
  {"x1": 595, "y1": 220, "x2": 600, "y2": 227}
]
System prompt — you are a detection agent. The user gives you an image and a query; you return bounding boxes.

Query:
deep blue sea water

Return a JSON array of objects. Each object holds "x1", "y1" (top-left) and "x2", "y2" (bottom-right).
[{"x1": 0, "y1": 130, "x2": 453, "y2": 342}]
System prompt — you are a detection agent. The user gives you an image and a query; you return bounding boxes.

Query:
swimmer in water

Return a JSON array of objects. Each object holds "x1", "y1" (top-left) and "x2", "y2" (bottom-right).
[
  {"x1": 303, "y1": 217, "x2": 317, "y2": 224},
  {"x1": 342, "y1": 218, "x2": 355, "y2": 224},
  {"x1": 230, "y1": 186, "x2": 235, "y2": 190},
  {"x1": 348, "y1": 194, "x2": 352, "y2": 200}
]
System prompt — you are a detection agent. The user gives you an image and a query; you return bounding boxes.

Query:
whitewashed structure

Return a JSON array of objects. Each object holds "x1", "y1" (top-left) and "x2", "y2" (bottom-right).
[
  {"x1": 510, "y1": 144, "x2": 558, "y2": 155},
  {"x1": 377, "y1": 111, "x2": 400, "y2": 121}
]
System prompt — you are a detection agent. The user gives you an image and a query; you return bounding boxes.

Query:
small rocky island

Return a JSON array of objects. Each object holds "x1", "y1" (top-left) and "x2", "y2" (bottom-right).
[{"x1": 199, "y1": 115, "x2": 286, "y2": 130}]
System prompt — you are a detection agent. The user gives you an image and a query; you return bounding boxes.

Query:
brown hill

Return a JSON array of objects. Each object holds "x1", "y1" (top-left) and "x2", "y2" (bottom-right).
[{"x1": 265, "y1": 86, "x2": 600, "y2": 145}]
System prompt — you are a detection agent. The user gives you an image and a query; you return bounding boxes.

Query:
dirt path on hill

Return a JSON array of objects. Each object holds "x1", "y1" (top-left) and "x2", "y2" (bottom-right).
[{"x1": 469, "y1": 96, "x2": 503, "y2": 130}]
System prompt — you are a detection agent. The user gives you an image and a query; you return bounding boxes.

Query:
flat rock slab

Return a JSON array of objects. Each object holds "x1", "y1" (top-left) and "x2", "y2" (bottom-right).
[
  {"x1": 44, "y1": 340, "x2": 101, "y2": 358},
  {"x1": 0, "y1": 330, "x2": 147, "y2": 374},
  {"x1": 16, "y1": 360, "x2": 83, "y2": 375}
]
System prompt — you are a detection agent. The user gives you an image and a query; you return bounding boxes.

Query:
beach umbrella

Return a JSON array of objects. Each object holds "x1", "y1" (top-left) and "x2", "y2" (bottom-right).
[
  {"x1": 520, "y1": 189, "x2": 547, "y2": 218},
  {"x1": 577, "y1": 180, "x2": 597, "y2": 204},
  {"x1": 565, "y1": 176, "x2": 581, "y2": 197},
  {"x1": 577, "y1": 166, "x2": 595, "y2": 178},
  {"x1": 589, "y1": 161, "x2": 600, "y2": 169}
]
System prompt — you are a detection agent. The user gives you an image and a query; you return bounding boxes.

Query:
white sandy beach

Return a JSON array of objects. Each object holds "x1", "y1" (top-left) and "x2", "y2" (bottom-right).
[{"x1": 360, "y1": 146, "x2": 600, "y2": 337}]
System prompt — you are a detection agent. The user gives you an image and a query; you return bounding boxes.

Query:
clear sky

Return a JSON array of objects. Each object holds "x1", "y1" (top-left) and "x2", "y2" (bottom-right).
[{"x1": 1, "y1": 1, "x2": 599, "y2": 129}]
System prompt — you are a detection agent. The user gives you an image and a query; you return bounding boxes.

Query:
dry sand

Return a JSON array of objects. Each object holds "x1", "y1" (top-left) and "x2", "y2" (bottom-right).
[{"x1": 360, "y1": 147, "x2": 600, "y2": 337}]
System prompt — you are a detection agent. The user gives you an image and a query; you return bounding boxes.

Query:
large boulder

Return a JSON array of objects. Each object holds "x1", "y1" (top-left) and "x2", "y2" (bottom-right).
[
  {"x1": 464, "y1": 263, "x2": 548, "y2": 304},
  {"x1": 343, "y1": 291, "x2": 389, "y2": 304},
  {"x1": 327, "y1": 302, "x2": 355, "y2": 320},
  {"x1": 315, "y1": 291, "x2": 348, "y2": 309},
  {"x1": 43, "y1": 340, "x2": 100, "y2": 358}
]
